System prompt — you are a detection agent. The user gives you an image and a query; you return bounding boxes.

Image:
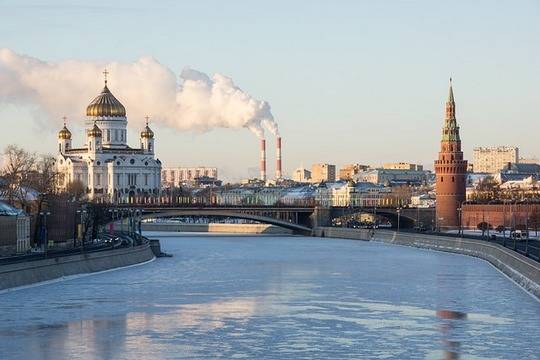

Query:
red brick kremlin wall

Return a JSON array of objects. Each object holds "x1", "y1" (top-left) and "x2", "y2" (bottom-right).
[{"x1": 462, "y1": 204, "x2": 540, "y2": 229}]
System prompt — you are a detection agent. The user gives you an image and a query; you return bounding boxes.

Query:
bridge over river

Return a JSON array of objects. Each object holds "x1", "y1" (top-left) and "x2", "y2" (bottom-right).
[{"x1": 112, "y1": 204, "x2": 436, "y2": 233}]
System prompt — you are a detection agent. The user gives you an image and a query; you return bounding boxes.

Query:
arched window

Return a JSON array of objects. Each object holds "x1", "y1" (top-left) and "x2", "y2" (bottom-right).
[{"x1": 441, "y1": 176, "x2": 444, "y2": 182}]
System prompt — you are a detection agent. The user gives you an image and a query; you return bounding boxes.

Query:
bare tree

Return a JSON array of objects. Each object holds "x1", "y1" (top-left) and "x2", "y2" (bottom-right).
[
  {"x1": 65, "y1": 180, "x2": 86, "y2": 201},
  {"x1": 0, "y1": 145, "x2": 37, "y2": 210},
  {"x1": 473, "y1": 176, "x2": 500, "y2": 203},
  {"x1": 29, "y1": 154, "x2": 59, "y2": 218}
]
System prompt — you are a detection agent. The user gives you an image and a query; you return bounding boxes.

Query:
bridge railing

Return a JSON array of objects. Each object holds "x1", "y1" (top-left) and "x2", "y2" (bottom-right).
[{"x1": 110, "y1": 194, "x2": 408, "y2": 209}]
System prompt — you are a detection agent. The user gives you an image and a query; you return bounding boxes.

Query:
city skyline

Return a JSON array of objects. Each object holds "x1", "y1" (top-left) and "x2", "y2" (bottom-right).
[{"x1": 1, "y1": 0, "x2": 539, "y2": 181}]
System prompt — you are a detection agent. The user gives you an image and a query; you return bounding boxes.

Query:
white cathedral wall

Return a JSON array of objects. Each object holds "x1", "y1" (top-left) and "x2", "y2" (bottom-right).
[{"x1": 85, "y1": 117, "x2": 128, "y2": 148}]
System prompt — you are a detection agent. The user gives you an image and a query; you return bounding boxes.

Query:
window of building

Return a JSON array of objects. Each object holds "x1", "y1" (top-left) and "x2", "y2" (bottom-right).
[
  {"x1": 441, "y1": 176, "x2": 443, "y2": 182},
  {"x1": 107, "y1": 129, "x2": 110, "y2": 142},
  {"x1": 144, "y1": 173, "x2": 148, "y2": 186},
  {"x1": 128, "y1": 174, "x2": 138, "y2": 186},
  {"x1": 96, "y1": 174, "x2": 101, "y2": 186}
]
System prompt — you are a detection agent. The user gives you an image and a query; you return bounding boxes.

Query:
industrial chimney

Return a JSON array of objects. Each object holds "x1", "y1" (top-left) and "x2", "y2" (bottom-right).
[
  {"x1": 260, "y1": 139, "x2": 267, "y2": 181},
  {"x1": 276, "y1": 136, "x2": 282, "y2": 179}
]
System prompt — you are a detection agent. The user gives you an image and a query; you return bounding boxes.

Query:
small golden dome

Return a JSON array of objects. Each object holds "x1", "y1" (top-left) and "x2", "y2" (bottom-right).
[
  {"x1": 141, "y1": 125, "x2": 154, "y2": 139},
  {"x1": 88, "y1": 122, "x2": 102, "y2": 137},
  {"x1": 58, "y1": 125, "x2": 72, "y2": 140},
  {"x1": 140, "y1": 116, "x2": 154, "y2": 138},
  {"x1": 86, "y1": 84, "x2": 126, "y2": 117}
]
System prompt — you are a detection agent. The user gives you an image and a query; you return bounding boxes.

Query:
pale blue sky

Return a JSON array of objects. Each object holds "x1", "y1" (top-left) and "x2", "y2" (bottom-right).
[{"x1": 1, "y1": 0, "x2": 539, "y2": 180}]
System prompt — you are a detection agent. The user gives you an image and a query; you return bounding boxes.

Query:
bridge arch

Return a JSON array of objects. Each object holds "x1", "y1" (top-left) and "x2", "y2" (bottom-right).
[
  {"x1": 140, "y1": 209, "x2": 312, "y2": 235},
  {"x1": 330, "y1": 207, "x2": 417, "y2": 229}
]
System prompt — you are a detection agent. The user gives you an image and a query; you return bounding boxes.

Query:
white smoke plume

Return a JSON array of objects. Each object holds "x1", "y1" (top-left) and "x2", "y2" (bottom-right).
[{"x1": 0, "y1": 48, "x2": 279, "y2": 138}]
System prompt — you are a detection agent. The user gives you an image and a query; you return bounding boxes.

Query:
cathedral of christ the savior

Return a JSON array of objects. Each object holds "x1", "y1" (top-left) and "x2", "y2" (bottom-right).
[{"x1": 56, "y1": 71, "x2": 161, "y2": 203}]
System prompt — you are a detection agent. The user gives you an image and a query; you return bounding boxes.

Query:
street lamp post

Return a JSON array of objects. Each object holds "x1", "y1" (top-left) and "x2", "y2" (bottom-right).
[
  {"x1": 129, "y1": 209, "x2": 135, "y2": 236},
  {"x1": 437, "y1": 217, "x2": 444, "y2": 233},
  {"x1": 108, "y1": 209, "x2": 114, "y2": 235},
  {"x1": 136, "y1": 209, "x2": 142, "y2": 244},
  {"x1": 39, "y1": 211, "x2": 51, "y2": 254},
  {"x1": 76, "y1": 209, "x2": 87, "y2": 250},
  {"x1": 73, "y1": 211, "x2": 78, "y2": 249},
  {"x1": 396, "y1": 207, "x2": 402, "y2": 232},
  {"x1": 457, "y1": 206, "x2": 463, "y2": 236},
  {"x1": 120, "y1": 210, "x2": 125, "y2": 234},
  {"x1": 114, "y1": 209, "x2": 118, "y2": 234}
]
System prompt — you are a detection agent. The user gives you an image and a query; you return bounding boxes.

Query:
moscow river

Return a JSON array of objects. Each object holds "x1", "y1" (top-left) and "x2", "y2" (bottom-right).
[{"x1": 1, "y1": 233, "x2": 539, "y2": 359}]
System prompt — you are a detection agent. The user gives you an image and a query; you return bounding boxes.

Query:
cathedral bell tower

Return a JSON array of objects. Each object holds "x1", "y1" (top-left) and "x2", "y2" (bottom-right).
[
  {"x1": 140, "y1": 116, "x2": 155, "y2": 154},
  {"x1": 434, "y1": 79, "x2": 468, "y2": 229},
  {"x1": 57, "y1": 116, "x2": 72, "y2": 154},
  {"x1": 87, "y1": 121, "x2": 103, "y2": 153}
]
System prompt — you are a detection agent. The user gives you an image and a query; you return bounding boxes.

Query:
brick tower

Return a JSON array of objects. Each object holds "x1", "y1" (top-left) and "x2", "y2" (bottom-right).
[{"x1": 434, "y1": 79, "x2": 467, "y2": 229}]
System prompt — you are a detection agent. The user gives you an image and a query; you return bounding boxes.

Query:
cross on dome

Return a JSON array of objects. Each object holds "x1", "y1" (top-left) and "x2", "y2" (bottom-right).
[{"x1": 103, "y1": 68, "x2": 109, "y2": 85}]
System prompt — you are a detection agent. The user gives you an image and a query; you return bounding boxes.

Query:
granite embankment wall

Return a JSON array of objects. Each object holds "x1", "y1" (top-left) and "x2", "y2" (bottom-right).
[
  {"x1": 142, "y1": 223, "x2": 293, "y2": 234},
  {"x1": 0, "y1": 245, "x2": 155, "y2": 291},
  {"x1": 314, "y1": 227, "x2": 540, "y2": 299}
]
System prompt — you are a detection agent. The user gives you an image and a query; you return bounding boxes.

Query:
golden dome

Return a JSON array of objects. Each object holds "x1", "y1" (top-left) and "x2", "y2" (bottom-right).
[
  {"x1": 140, "y1": 116, "x2": 154, "y2": 138},
  {"x1": 140, "y1": 125, "x2": 154, "y2": 139},
  {"x1": 88, "y1": 122, "x2": 102, "y2": 137},
  {"x1": 86, "y1": 84, "x2": 126, "y2": 117},
  {"x1": 58, "y1": 124, "x2": 72, "y2": 140}
]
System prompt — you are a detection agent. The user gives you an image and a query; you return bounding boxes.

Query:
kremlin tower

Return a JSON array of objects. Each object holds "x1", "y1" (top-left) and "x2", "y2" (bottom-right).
[{"x1": 434, "y1": 79, "x2": 467, "y2": 229}]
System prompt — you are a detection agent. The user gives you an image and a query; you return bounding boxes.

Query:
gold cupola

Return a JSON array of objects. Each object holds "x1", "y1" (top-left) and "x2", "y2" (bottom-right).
[
  {"x1": 58, "y1": 117, "x2": 72, "y2": 139},
  {"x1": 86, "y1": 70, "x2": 126, "y2": 117},
  {"x1": 88, "y1": 121, "x2": 102, "y2": 137},
  {"x1": 140, "y1": 116, "x2": 154, "y2": 138}
]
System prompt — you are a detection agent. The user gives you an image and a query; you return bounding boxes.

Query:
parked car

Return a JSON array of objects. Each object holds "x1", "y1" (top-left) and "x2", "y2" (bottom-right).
[{"x1": 510, "y1": 230, "x2": 528, "y2": 240}]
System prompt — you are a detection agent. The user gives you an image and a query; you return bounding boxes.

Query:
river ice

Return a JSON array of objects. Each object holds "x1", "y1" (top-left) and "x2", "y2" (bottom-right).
[{"x1": 0, "y1": 233, "x2": 539, "y2": 359}]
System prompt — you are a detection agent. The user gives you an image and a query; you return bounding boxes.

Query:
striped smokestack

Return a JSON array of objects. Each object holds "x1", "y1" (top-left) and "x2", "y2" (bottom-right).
[
  {"x1": 276, "y1": 136, "x2": 282, "y2": 179},
  {"x1": 260, "y1": 139, "x2": 267, "y2": 181}
]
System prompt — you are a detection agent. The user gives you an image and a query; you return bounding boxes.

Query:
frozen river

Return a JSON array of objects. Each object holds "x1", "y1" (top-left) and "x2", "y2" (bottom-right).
[{"x1": 1, "y1": 233, "x2": 539, "y2": 359}]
